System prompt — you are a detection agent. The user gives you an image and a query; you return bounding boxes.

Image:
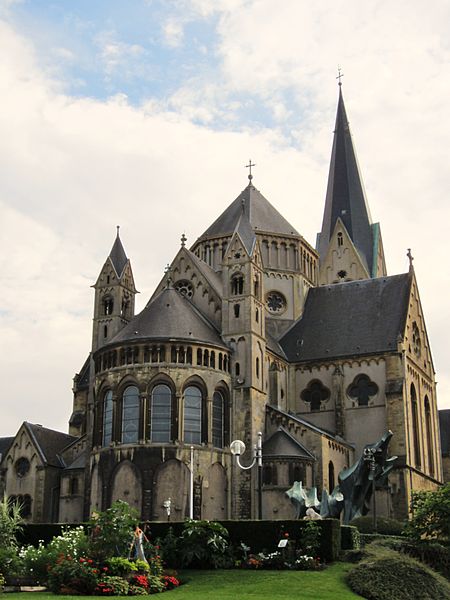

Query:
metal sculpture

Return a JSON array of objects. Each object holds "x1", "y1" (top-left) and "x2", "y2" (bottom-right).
[{"x1": 286, "y1": 430, "x2": 397, "y2": 524}]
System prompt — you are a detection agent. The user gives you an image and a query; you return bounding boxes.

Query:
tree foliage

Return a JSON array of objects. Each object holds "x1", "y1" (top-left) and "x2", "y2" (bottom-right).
[
  {"x1": 88, "y1": 500, "x2": 139, "y2": 561},
  {"x1": 407, "y1": 483, "x2": 450, "y2": 541},
  {"x1": 0, "y1": 494, "x2": 23, "y2": 548}
]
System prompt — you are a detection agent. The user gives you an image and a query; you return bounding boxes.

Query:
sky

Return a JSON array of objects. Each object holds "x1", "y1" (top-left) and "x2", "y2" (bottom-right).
[{"x1": 1, "y1": 0, "x2": 450, "y2": 437}]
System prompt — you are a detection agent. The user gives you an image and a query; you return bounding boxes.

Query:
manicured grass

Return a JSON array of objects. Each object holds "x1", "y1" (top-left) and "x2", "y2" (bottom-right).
[{"x1": 6, "y1": 564, "x2": 362, "y2": 600}]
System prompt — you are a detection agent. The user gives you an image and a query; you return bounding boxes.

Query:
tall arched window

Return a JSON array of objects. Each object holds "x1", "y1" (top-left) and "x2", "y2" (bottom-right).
[
  {"x1": 184, "y1": 386, "x2": 202, "y2": 444},
  {"x1": 121, "y1": 385, "x2": 140, "y2": 444},
  {"x1": 411, "y1": 384, "x2": 421, "y2": 467},
  {"x1": 328, "y1": 461, "x2": 335, "y2": 492},
  {"x1": 231, "y1": 274, "x2": 244, "y2": 295},
  {"x1": 212, "y1": 391, "x2": 224, "y2": 448},
  {"x1": 424, "y1": 396, "x2": 434, "y2": 475},
  {"x1": 103, "y1": 390, "x2": 113, "y2": 446},
  {"x1": 151, "y1": 384, "x2": 172, "y2": 442}
]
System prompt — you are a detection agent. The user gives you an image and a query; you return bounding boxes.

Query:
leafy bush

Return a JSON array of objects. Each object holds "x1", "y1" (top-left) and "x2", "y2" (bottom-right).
[
  {"x1": 95, "y1": 575, "x2": 129, "y2": 596},
  {"x1": 0, "y1": 495, "x2": 23, "y2": 549},
  {"x1": 0, "y1": 573, "x2": 5, "y2": 592},
  {"x1": 47, "y1": 555, "x2": 100, "y2": 595},
  {"x1": 19, "y1": 542, "x2": 50, "y2": 584},
  {"x1": 0, "y1": 547, "x2": 22, "y2": 580},
  {"x1": 406, "y1": 484, "x2": 450, "y2": 542},
  {"x1": 162, "y1": 575, "x2": 180, "y2": 590},
  {"x1": 88, "y1": 500, "x2": 138, "y2": 561},
  {"x1": 341, "y1": 525, "x2": 361, "y2": 550},
  {"x1": 346, "y1": 544, "x2": 450, "y2": 600},
  {"x1": 128, "y1": 584, "x2": 148, "y2": 595},
  {"x1": 105, "y1": 557, "x2": 137, "y2": 577},
  {"x1": 154, "y1": 527, "x2": 180, "y2": 568},
  {"x1": 179, "y1": 520, "x2": 232, "y2": 569},
  {"x1": 350, "y1": 515, "x2": 405, "y2": 536},
  {"x1": 297, "y1": 521, "x2": 321, "y2": 556}
]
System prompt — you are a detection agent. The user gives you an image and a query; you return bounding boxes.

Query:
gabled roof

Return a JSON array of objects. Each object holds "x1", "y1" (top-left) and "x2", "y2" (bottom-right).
[
  {"x1": 317, "y1": 87, "x2": 374, "y2": 272},
  {"x1": 263, "y1": 427, "x2": 315, "y2": 460},
  {"x1": 439, "y1": 409, "x2": 450, "y2": 456},
  {"x1": 232, "y1": 210, "x2": 257, "y2": 256},
  {"x1": 109, "y1": 231, "x2": 128, "y2": 277},
  {"x1": 197, "y1": 183, "x2": 299, "y2": 240},
  {"x1": 280, "y1": 274, "x2": 411, "y2": 362},
  {"x1": 64, "y1": 451, "x2": 87, "y2": 471},
  {"x1": 186, "y1": 249, "x2": 223, "y2": 296},
  {"x1": 109, "y1": 286, "x2": 227, "y2": 348},
  {"x1": 25, "y1": 423, "x2": 77, "y2": 468}
]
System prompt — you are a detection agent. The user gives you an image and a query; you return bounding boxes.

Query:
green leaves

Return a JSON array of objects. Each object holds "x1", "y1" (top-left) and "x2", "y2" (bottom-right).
[{"x1": 407, "y1": 483, "x2": 450, "y2": 541}]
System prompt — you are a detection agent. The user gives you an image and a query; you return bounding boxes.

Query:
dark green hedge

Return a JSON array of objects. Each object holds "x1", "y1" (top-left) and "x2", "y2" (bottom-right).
[
  {"x1": 341, "y1": 525, "x2": 360, "y2": 551},
  {"x1": 19, "y1": 519, "x2": 342, "y2": 563},
  {"x1": 350, "y1": 515, "x2": 405, "y2": 535}
]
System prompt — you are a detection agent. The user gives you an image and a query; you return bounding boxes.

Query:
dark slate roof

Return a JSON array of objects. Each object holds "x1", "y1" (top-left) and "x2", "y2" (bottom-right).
[
  {"x1": 317, "y1": 87, "x2": 374, "y2": 272},
  {"x1": 439, "y1": 409, "x2": 450, "y2": 456},
  {"x1": 280, "y1": 274, "x2": 411, "y2": 362},
  {"x1": 263, "y1": 427, "x2": 315, "y2": 460},
  {"x1": 25, "y1": 423, "x2": 77, "y2": 468},
  {"x1": 64, "y1": 451, "x2": 87, "y2": 471},
  {"x1": 109, "y1": 232, "x2": 128, "y2": 277},
  {"x1": 109, "y1": 286, "x2": 227, "y2": 348},
  {"x1": 197, "y1": 183, "x2": 299, "y2": 240},
  {"x1": 187, "y1": 249, "x2": 223, "y2": 296},
  {"x1": 267, "y1": 405, "x2": 354, "y2": 447},
  {"x1": 232, "y1": 210, "x2": 257, "y2": 256},
  {"x1": 0, "y1": 437, "x2": 14, "y2": 461}
]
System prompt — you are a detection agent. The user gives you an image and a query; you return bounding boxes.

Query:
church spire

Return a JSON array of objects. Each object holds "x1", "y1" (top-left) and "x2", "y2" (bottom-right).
[
  {"x1": 317, "y1": 86, "x2": 374, "y2": 270},
  {"x1": 109, "y1": 225, "x2": 128, "y2": 277}
]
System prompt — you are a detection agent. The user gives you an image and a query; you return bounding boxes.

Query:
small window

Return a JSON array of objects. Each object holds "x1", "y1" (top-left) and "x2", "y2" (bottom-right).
[
  {"x1": 69, "y1": 477, "x2": 79, "y2": 495},
  {"x1": 234, "y1": 304, "x2": 240, "y2": 318},
  {"x1": 231, "y1": 274, "x2": 244, "y2": 295},
  {"x1": 235, "y1": 362, "x2": 240, "y2": 377},
  {"x1": 103, "y1": 325, "x2": 108, "y2": 338},
  {"x1": 256, "y1": 307, "x2": 259, "y2": 322},
  {"x1": 347, "y1": 374, "x2": 378, "y2": 407},
  {"x1": 256, "y1": 357, "x2": 260, "y2": 378},
  {"x1": 103, "y1": 297, "x2": 114, "y2": 315},
  {"x1": 337, "y1": 232, "x2": 343, "y2": 247},
  {"x1": 121, "y1": 385, "x2": 140, "y2": 444}
]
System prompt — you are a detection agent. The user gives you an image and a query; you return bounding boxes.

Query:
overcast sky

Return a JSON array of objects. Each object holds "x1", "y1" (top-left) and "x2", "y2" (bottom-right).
[{"x1": 1, "y1": 0, "x2": 450, "y2": 437}]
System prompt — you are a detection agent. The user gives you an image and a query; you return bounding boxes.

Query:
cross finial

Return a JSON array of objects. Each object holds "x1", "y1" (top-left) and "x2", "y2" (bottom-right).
[
  {"x1": 181, "y1": 233, "x2": 187, "y2": 247},
  {"x1": 116, "y1": 225, "x2": 120, "y2": 237},
  {"x1": 407, "y1": 248, "x2": 414, "y2": 272},
  {"x1": 336, "y1": 66, "x2": 344, "y2": 87},
  {"x1": 245, "y1": 159, "x2": 256, "y2": 183}
]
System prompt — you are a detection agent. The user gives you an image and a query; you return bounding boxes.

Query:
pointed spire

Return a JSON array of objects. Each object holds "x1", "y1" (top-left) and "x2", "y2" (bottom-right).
[
  {"x1": 407, "y1": 248, "x2": 414, "y2": 273},
  {"x1": 317, "y1": 86, "x2": 374, "y2": 272},
  {"x1": 109, "y1": 226, "x2": 128, "y2": 277}
]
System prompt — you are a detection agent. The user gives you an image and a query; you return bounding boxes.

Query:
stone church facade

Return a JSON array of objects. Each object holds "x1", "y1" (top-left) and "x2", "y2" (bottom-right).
[{"x1": 0, "y1": 87, "x2": 445, "y2": 523}]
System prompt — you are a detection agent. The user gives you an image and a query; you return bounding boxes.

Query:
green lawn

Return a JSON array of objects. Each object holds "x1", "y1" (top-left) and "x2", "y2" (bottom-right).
[{"x1": 8, "y1": 564, "x2": 362, "y2": 600}]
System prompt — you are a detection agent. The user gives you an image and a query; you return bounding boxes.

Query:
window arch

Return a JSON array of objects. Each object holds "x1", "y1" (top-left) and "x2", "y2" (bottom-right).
[
  {"x1": 424, "y1": 396, "x2": 434, "y2": 475},
  {"x1": 212, "y1": 391, "x2": 224, "y2": 448},
  {"x1": 328, "y1": 461, "x2": 335, "y2": 492},
  {"x1": 121, "y1": 385, "x2": 140, "y2": 444},
  {"x1": 301, "y1": 380, "x2": 330, "y2": 412},
  {"x1": 150, "y1": 384, "x2": 172, "y2": 443},
  {"x1": 411, "y1": 384, "x2": 421, "y2": 467},
  {"x1": 347, "y1": 374, "x2": 378, "y2": 407},
  {"x1": 231, "y1": 274, "x2": 244, "y2": 295},
  {"x1": 102, "y1": 390, "x2": 113, "y2": 446},
  {"x1": 103, "y1": 296, "x2": 114, "y2": 315},
  {"x1": 183, "y1": 386, "x2": 203, "y2": 444}
]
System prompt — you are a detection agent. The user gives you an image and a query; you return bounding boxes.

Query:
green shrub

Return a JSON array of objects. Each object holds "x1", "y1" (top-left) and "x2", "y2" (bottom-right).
[
  {"x1": 346, "y1": 545, "x2": 450, "y2": 600},
  {"x1": 154, "y1": 527, "x2": 180, "y2": 568},
  {"x1": 0, "y1": 495, "x2": 23, "y2": 549},
  {"x1": 128, "y1": 584, "x2": 148, "y2": 595},
  {"x1": 350, "y1": 515, "x2": 405, "y2": 535},
  {"x1": 0, "y1": 547, "x2": 22, "y2": 580},
  {"x1": 297, "y1": 521, "x2": 321, "y2": 556},
  {"x1": 0, "y1": 573, "x2": 5, "y2": 592},
  {"x1": 47, "y1": 555, "x2": 100, "y2": 595},
  {"x1": 406, "y1": 484, "x2": 450, "y2": 542},
  {"x1": 19, "y1": 542, "x2": 51, "y2": 584},
  {"x1": 95, "y1": 575, "x2": 129, "y2": 596},
  {"x1": 341, "y1": 525, "x2": 361, "y2": 550},
  {"x1": 105, "y1": 557, "x2": 137, "y2": 576},
  {"x1": 88, "y1": 500, "x2": 138, "y2": 561},
  {"x1": 179, "y1": 520, "x2": 231, "y2": 569}
]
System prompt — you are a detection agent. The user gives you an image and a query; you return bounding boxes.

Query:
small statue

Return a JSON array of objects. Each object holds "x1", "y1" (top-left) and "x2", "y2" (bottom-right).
[
  {"x1": 304, "y1": 507, "x2": 322, "y2": 520},
  {"x1": 130, "y1": 526, "x2": 149, "y2": 562}
]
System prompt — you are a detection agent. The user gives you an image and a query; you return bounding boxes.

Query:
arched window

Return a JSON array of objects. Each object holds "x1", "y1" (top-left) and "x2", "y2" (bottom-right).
[
  {"x1": 235, "y1": 362, "x2": 240, "y2": 377},
  {"x1": 328, "y1": 461, "x2": 335, "y2": 492},
  {"x1": 197, "y1": 348, "x2": 203, "y2": 365},
  {"x1": 231, "y1": 274, "x2": 244, "y2": 295},
  {"x1": 22, "y1": 494, "x2": 32, "y2": 518},
  {"x1": 411, "y1": 384, "x2": 421, "y2": 467},
  {"x1": 256, "y1": 357, "x2": 260, "y2": 378},
  {"x1": 103, "y1": 296, "x2": 114, "y2": 315},
  {"x1": 347, "y1": 374, "x2": 378, "y2": 407},
  {"x1": 212, "y1": 391, "x2": 224, "y2": 448},
  {"x1": 289, "y1": 464, "x2": 304, "y2": 485},
  {"x1": 337, "y1": 232, "x2": 343, "y2": 247},
  {"x1": 424, "y1": 396, "x2": 434, "y2": 475},
  {"x1": 184, "y1": 386, "x2": 202, "y2": 444},
  {"x1": 151, "y1": 384, "x2": 172, "y2": 442},
  {"x1": 103, "y1": 390, "x2": 113, "y2": 446},
  {"x1": 263, "y1": 464, "x2": 277, "y2": 485},
  {"x1": 121, "y1": 385, "x2": 140, "y2": 444},
  {"x1": 301, "y1": 380, "x2": 330, "y2": 412},
  {"x1": 234, "y1": 304, "x2": 240, "y2": 318}
]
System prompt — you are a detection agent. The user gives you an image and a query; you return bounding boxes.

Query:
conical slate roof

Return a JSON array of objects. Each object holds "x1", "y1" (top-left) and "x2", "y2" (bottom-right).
[
  {"x1": 317, "y1": 88, "x2": 374, "y2": 271},
  {"x1": 110, "y1": 286, "x2": 226, "y2": 348},
  {"x1": 109, "y1": 231, "x2": 128, "y2": 277},
  {"x1": 198, "y1": 183, "x2": 299, "y2": 240}
]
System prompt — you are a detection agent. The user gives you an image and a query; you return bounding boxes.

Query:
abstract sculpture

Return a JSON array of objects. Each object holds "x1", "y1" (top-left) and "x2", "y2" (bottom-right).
[{"x1": 286, "y1": 431, "x2": 397, "y2": 524}]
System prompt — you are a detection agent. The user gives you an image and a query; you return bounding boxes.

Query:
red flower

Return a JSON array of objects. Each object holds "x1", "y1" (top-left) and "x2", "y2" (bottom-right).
[{"x1": 284, "y1": 532, "x2": 289, "y2": 538}]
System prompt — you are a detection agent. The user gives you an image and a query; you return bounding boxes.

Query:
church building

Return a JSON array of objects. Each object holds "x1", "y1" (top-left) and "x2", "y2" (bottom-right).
[{"x1": 0, "y1": 86, "x2": 444, "y2": 523}]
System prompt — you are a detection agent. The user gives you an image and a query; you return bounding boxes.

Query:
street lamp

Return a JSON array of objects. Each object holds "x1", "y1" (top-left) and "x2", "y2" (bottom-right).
[{"x1": 230, "y1": 432, "x2": 263, "y2": 520}]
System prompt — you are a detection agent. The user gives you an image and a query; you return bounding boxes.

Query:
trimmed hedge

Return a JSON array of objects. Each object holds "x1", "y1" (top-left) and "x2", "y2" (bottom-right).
[
  {"x1": 19, "y1": 519, "x2": 342, "y2": 563},
  {"x1": 341, "y1": 525, "x2": 360, "y2": 551},
  {"x1": 350, "y1": 515, "x2": 405, "y2": 536},
  {"x1": 346, "y1": 544, "x2": 450, "y2": 600}
]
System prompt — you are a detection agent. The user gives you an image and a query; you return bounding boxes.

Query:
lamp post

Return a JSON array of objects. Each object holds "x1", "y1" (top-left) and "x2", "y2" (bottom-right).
[
  {"x1": 189, "y1": 445, "x2": 194, "y2": 519},
  {"x1": 230, "y1": 431, "x2": 263, "y2": 520},
  {"x1": 364, "y1": 446, "x2": 377, "y2": 532}
]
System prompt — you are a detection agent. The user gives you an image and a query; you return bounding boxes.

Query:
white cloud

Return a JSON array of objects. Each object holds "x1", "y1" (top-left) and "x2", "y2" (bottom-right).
[{"x1": 1, "y1": 1, "x2": 450, "y2": 438}]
